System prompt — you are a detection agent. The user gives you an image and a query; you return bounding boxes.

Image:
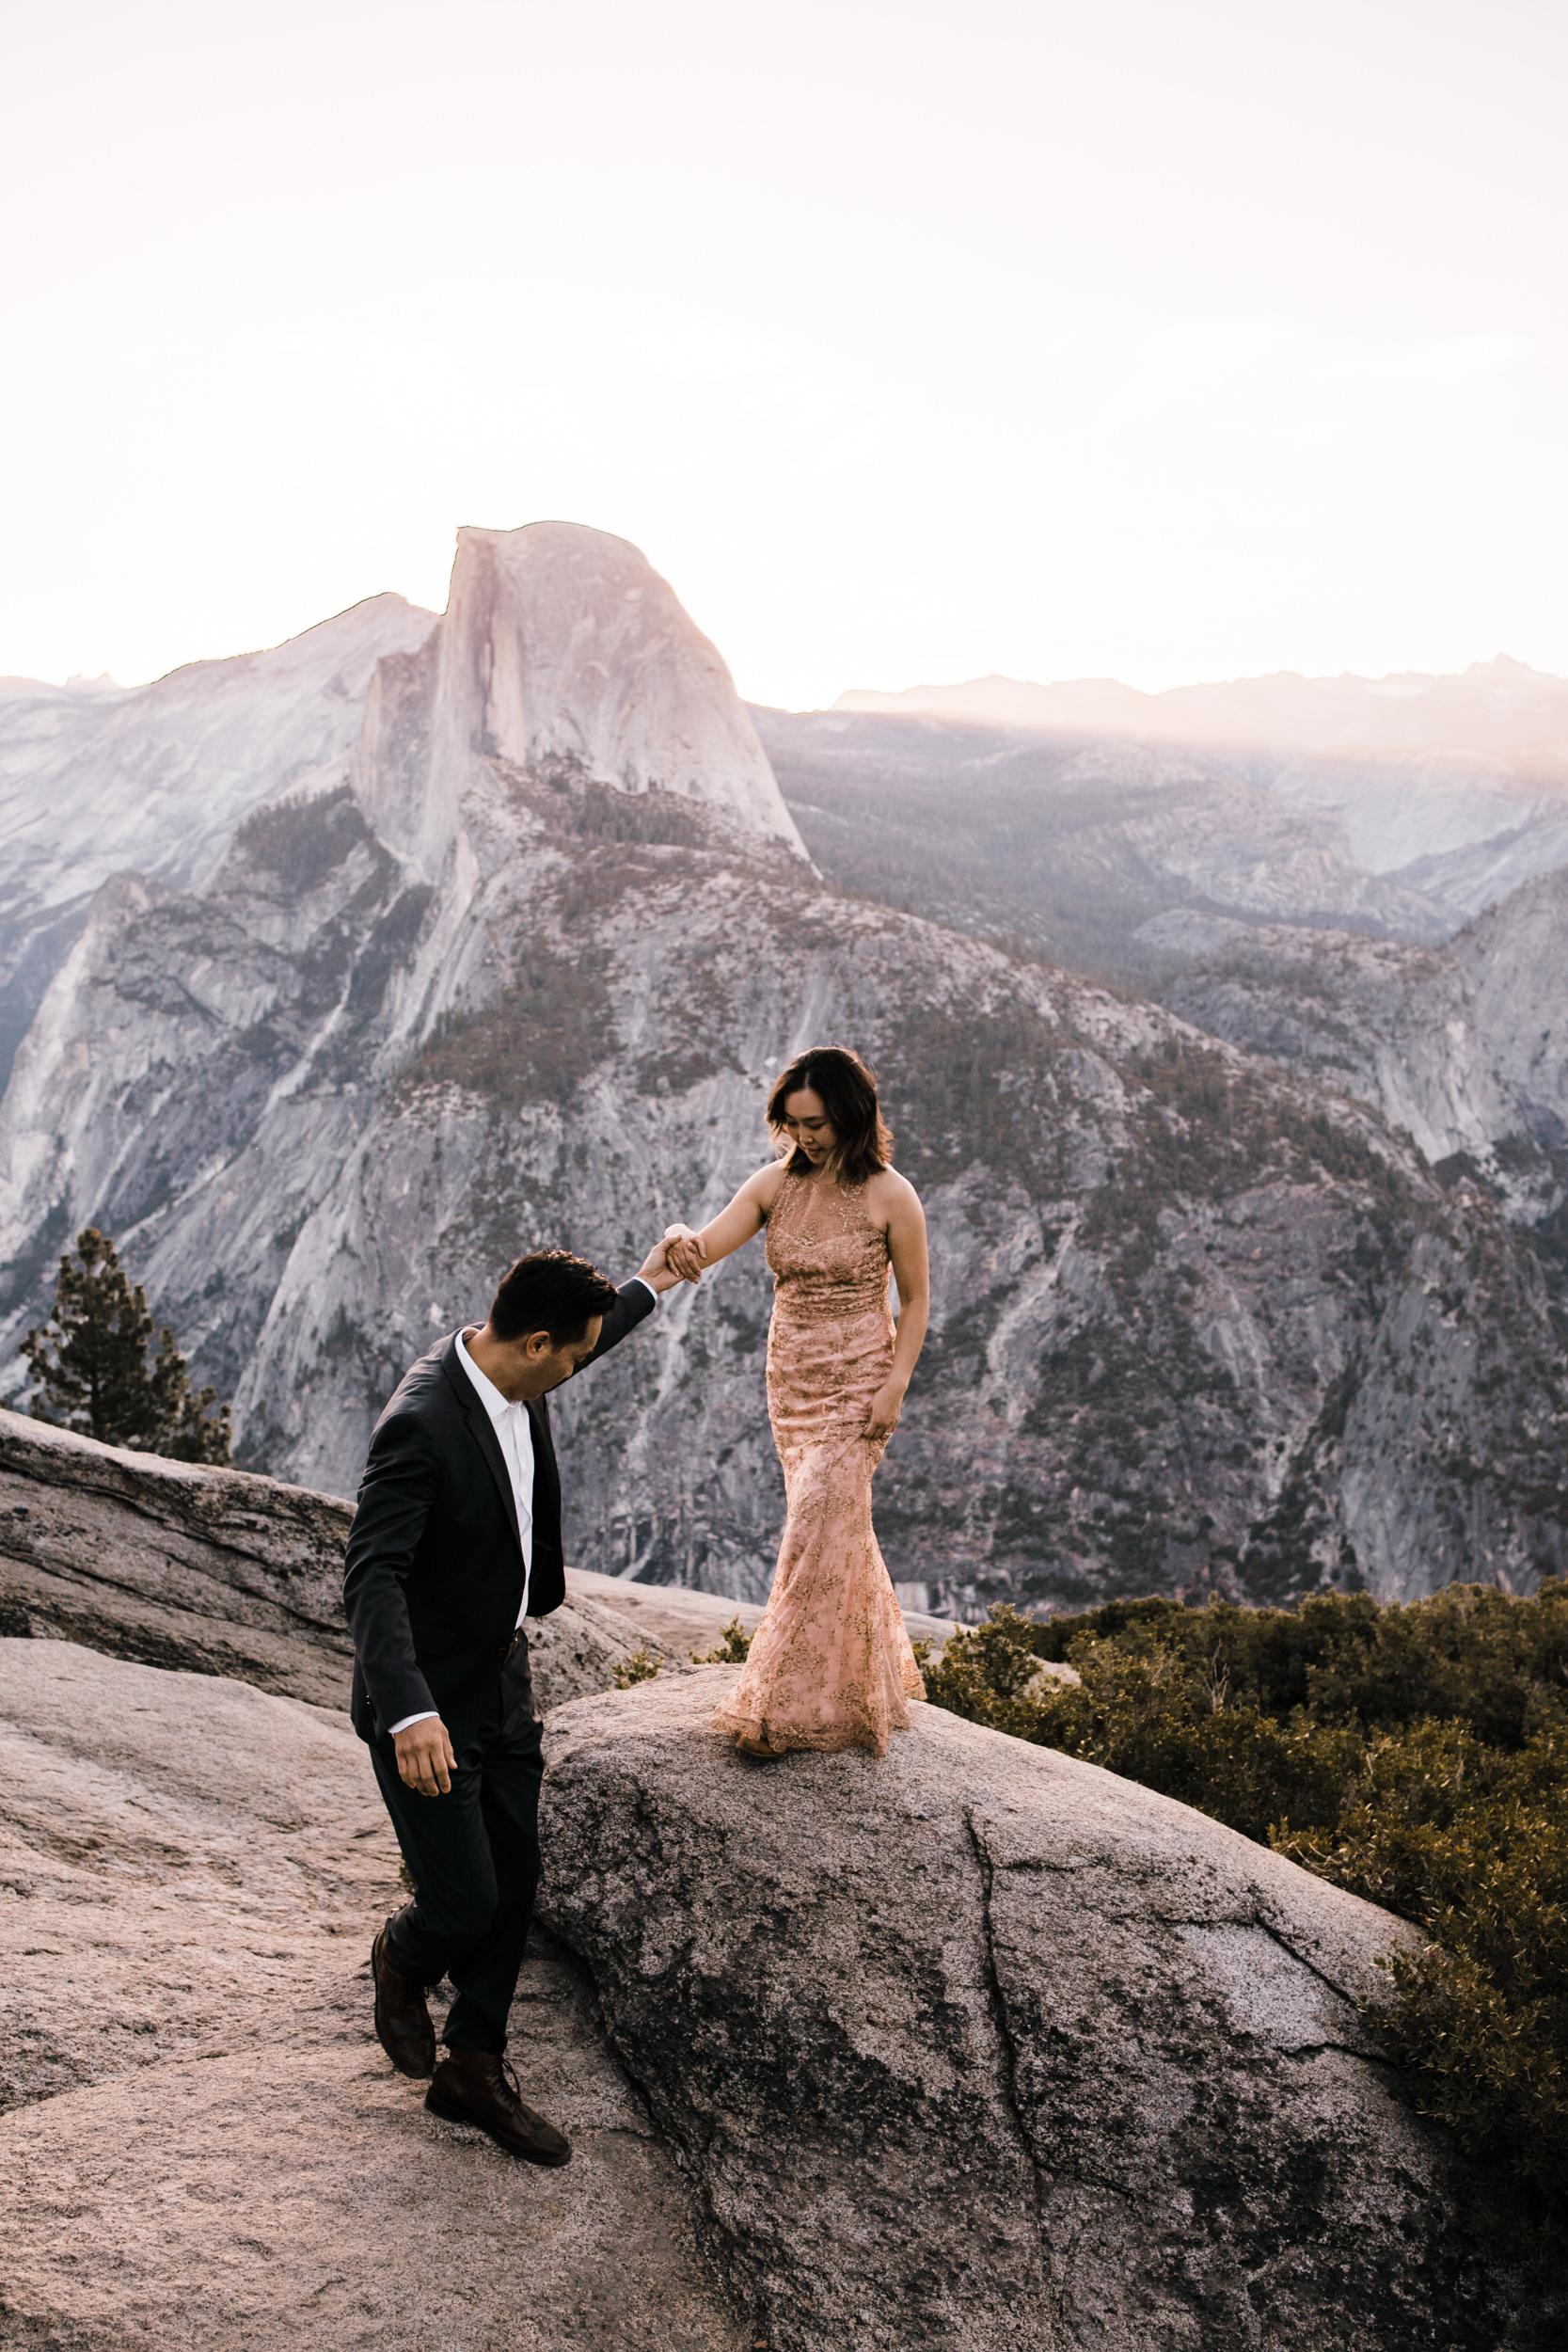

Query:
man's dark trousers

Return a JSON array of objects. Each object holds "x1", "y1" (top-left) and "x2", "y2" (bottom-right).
[
  {"x1": 371, "y1": 1663, "x2": 543, "y2": 2054},
  {"x1": 343, "y1": 1294, "x2": 656, "y2": 2055}
]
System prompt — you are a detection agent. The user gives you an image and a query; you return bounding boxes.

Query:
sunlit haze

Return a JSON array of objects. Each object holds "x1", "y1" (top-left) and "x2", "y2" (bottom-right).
[{"x1": 4, "y1": 0, "x2": 1565, "y2": 707}]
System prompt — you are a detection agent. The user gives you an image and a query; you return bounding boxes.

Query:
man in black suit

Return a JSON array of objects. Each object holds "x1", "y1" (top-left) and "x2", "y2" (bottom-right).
[{"x1": 342, "y1": 1241, "x2": 685, "y2": 2165}]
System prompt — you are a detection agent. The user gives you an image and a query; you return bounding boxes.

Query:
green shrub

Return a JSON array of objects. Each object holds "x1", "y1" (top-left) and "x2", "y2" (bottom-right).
[
  {"x1": 610, "y1": 1614, "x2": 754, "y2": 1691},
  {"x1": 915, "y1": 1609, "x2": 1052, "y2": 1740},
  {"x1": 612, "y1": 1644, "x2": 663, "y2": 1689},
  {"x1": 690, "y1": 1615, "x2": 752, "y2": 1665},
  {"x1": 923, "y1": 1585, "x2": 1568, "y2": 2207}
]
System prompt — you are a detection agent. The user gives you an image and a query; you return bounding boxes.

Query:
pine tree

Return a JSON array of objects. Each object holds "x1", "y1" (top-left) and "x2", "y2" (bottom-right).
[
  {"x1": 149, "y1": 1322, "x2": 233, "y2": 1465},
  {"x1": 19, "y1": 1228, "x2": 231, "y2": 1463},
  {"x1": 20, "y1": 1228, "x2": 159, "y2": 1447}
]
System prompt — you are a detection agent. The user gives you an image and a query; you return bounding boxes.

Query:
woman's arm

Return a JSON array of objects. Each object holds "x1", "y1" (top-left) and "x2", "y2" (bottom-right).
[
  {"x1": 664, "y1": 1163, "x2": 784, "y2": 1280},
  {"x1": 864, "y1": 1174, "x2": 930, "y2": 1441}
]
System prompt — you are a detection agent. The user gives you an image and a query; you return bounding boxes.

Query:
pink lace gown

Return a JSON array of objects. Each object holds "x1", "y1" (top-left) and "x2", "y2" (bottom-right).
[{"x1": 711, "y1": 1169, "x2": 926, "y2": 1757}]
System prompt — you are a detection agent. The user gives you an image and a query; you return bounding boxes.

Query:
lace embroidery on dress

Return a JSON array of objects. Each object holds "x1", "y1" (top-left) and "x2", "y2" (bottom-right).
[{"x1": 710, "y1": 1168, "x2": 926, "y2": 1757}]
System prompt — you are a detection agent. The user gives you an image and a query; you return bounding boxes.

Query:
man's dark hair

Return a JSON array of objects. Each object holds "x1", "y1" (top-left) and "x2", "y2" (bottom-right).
[{"x1": 487, "y1": 1249, "x2": 619, "y2": 1345}]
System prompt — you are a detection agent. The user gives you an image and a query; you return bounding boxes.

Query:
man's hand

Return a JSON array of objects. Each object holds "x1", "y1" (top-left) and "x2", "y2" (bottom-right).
[
  {"x1": 638, "y1": 1235, "x2": 698, "y2": 1294},
  {"x1": 394, "y1": 1716, "x2": 456, "y2": 1797}
]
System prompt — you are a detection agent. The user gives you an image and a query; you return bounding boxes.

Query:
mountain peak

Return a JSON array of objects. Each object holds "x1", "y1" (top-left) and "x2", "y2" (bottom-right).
[{"x1": 358, "y1": 521, "x2": 805, "y2": 876}]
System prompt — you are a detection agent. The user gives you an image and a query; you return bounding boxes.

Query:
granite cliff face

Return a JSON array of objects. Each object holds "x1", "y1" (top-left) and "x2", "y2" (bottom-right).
[
  {"x1": 1144, "y1": 914, "x2": 1523, "y2": 1172},
  {"x1": 1144, "y1": 870, "x2": 1568, "y2": 1305},
  {"x1": 1, "y1": 525, "x2": 1565, "y2": 1623},
  {"x1": 356, "y1": 522, "x2": 804, "y2": 880},
  {"x1": 0, "y1": 594, "x2": 436, "y2": 1089}
]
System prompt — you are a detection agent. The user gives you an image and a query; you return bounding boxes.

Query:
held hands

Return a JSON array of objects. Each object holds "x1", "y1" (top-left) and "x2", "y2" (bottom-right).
[
  {"x1": 394, "y1": 1716, "x2": 456, "y2": 1798},
  {"x1": 662, "y1": 1223, "x2": 706, "y2": 1284},
  {"x1": 863, "y1": 1378, "x2": 907, "y2": 1442},
  {"x1": 637, "y1": 1235, "x2": 700, "y2": 1295}
]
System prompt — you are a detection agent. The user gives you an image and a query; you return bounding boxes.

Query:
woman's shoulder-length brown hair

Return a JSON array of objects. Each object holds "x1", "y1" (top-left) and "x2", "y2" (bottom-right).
[{"x1": 767, "y1": 1045, "x2": 893, "y2": 1184}]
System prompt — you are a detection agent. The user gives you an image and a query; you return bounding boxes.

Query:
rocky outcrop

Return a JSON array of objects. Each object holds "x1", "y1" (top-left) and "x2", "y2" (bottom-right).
[
  {"x1": 562, "y1": 1560, "x2": 961, "y2": 1658},
  {"x1": 2, "y1": 1635, "x2": 1550, "y2": 2350},
  {"x1": 0, "y1": 1406, "x2": 356, "y2": 1706},
  {"x1": 539, "y1": 1672, "x2": 1542, "y2": 2351},
  {"x1": 0, "y1": 1408, "x2": 697, "y2": 1714},
  {"x1": 0, "y1": 1638, "x2": 747, "y2": 2350}
]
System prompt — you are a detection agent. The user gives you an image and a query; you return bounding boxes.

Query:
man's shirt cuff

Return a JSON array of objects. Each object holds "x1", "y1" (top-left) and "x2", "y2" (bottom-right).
[
  {"x1": 388, "y1": 1709, "x2": 440, "y2": 1736},
  {"x1": 627, "y1": 1276, "x2": 660, "y2": 1307}
]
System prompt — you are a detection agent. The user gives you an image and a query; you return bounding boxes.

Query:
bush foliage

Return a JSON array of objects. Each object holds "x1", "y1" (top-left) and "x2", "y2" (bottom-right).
[
  {"x1": 611, "y1": 1643, "x2": 665, "y2": 1690},
  {"x1": 690, "y1": 1614, "x2": 753, "y2": 1666},
  {"x1": 921, "y1": 1582, "x2": 1568, "y2": 2206},
  {"x1": 611, "y1": 1614, "x2": 754, "y2": 1690}
]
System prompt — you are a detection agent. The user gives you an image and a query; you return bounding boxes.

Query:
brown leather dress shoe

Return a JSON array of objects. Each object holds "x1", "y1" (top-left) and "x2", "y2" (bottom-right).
[
  {"x1": 372, "y1": 1919, "x2": 437, "y2": 2078},
  {"x1": 425, "y1": 2045, "x2": 573, "y2": 2166}
]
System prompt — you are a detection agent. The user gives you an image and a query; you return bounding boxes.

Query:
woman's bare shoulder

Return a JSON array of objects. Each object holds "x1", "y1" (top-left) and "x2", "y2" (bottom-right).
[
  {"x1": 866, "y1": 1165, "x2": 922, "y2": 1215},
  {"x1": 747, "y1": 1158, "x2": 791, "y2": 1210}
]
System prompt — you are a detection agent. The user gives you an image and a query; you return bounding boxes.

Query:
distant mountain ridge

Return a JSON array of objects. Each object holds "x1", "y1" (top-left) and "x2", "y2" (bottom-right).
[
  {"x1": 833, "y1": 653, "x2": 1568, "y2": 756},
  {"x1": 755, "y1": 707, "x2": 1453, "y2": 984},
  {"x1": 827, "y1": 658, "x2": 1568, "y2": 926}
]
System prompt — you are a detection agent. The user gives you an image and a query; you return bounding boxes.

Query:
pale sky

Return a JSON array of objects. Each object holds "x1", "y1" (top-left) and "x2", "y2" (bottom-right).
[{"x1": 3, "y1": 0, "x2": 1565, "y2": 708}]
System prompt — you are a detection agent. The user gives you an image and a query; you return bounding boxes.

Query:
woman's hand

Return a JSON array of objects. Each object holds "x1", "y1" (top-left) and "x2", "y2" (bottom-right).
[
  {"x1": 863, "y1": 1379, "x2": 907, "y2": 1441},
  {"x1": 663, "y1": 1223, "x2": 706, "y2": 1283}
]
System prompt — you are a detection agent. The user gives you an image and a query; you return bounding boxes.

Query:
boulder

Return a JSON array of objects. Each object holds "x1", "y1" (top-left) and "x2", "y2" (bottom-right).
[
  {"x1": 0, "y1": 1406, "x2": 357, "y2": 1708},
  {"x1": 540, "y1": 1670, "x2": 1541, "y2": 2352},
  {"x1": 0, "y1": 1637, "x2": 746, "y2": 2350},
  {"x1": 0, "y1": 1408, "x2": 692, "y2": 1712}
]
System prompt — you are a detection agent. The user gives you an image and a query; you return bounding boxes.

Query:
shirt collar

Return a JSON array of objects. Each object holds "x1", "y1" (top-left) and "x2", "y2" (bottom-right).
[{"x1": 456, "y1": 1327, "x2": 517, "y2": 1423}]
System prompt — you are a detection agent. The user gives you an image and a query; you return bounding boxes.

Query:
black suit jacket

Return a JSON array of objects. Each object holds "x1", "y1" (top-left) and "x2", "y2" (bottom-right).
[{"x1": 341, "y1": 1282, "x2": 655, "y2": 1748}]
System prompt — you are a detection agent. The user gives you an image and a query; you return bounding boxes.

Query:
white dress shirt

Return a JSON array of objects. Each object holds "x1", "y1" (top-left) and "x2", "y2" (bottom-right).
[
  {"x1": 462, "y1": 1324, "x2": 536, "y2": 1590},
  {"x1": 388, "y1": 1282, "x2": 657, "y2": 1736}
]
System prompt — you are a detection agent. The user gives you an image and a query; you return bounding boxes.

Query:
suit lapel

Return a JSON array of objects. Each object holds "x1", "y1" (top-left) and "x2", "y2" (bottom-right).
[
  {"x1": 468, "y1": 1403, "x2": 523, "y2": 1553},
  {"x1": 527, "y1": 1396, "x2": 559, "y2": 1546},
  {"x1": 440, "y1": 1335, "x2": 523, "y2": 1555}
]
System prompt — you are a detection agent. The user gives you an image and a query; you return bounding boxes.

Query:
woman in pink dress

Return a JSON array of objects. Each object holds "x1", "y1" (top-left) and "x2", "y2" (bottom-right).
[{"x1": 664, "y1": 1046, "x2": 930, "y2": 1759}]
